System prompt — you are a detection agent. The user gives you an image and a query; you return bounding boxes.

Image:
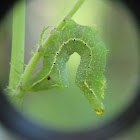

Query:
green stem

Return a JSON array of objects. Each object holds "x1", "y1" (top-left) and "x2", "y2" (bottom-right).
[
  {"x1": 56, "y1": 0, "x2": 86, "y2": 31},
  {"x1": 9, "y1": 1, "x2": 25, "y2": 89},
  {"x1": 21, "y1": 52, "x2": 41, "y2": 83},
  {"x1": 43, "y1": 0, "x2": 86, "y2": 47},
  {"x1": 21, "y1": 0, "x2": 86, "y2": 85}
]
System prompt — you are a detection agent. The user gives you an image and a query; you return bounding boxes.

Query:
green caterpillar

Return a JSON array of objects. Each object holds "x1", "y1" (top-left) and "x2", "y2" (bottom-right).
[{"x1": 23, "y1": 19, "x2": 107, "y2": 114}]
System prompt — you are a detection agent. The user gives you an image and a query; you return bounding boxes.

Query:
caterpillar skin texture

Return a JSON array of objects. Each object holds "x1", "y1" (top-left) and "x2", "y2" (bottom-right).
[{"x1": 23, "y1": 19, "x2": 107, "y2": 114}]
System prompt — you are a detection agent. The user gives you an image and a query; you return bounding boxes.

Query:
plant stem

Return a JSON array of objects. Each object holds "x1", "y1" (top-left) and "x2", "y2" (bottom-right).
[
  {"x1": 9, "y1": 1, "x2": 25, "y2": 89},
  {"x1": 21, "y1": 0, "x2": 86, "y2": 85},
  {"x1": 56, "y1": 0, "x2": 86, "y2": 31},
  {"x1": 21, "y1": 51, "x2": 42, "y2": 83},
  {"x1": 43, "y1": 0, "x2": 86, "y2": 47}
]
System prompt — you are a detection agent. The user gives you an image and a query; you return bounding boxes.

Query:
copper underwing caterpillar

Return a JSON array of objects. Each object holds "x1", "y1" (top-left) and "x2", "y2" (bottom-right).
[{"x1": 23, "y1": 18, "x2": 107, "y2": 114}]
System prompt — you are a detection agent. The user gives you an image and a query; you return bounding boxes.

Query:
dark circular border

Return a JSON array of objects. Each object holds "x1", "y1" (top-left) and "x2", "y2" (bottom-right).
[{"x1": 0, "y1": 0, "x2": 140, "y2": 140}]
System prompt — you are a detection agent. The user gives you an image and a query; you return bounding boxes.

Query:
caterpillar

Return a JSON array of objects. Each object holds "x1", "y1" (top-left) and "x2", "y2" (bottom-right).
[{"x1": 23, "y1": 18, "x2": 107, "y2": 114}]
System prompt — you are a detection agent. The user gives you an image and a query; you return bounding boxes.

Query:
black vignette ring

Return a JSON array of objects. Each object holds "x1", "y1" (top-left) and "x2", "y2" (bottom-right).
[{"x1": 0, "y1": 0, "x2": 140, "y2": 140}]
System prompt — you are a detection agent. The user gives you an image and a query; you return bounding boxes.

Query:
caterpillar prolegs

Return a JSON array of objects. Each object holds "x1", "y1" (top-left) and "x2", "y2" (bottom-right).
[{"x1": 23, "y1": 19, "x2": 107, "y2": 114}]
